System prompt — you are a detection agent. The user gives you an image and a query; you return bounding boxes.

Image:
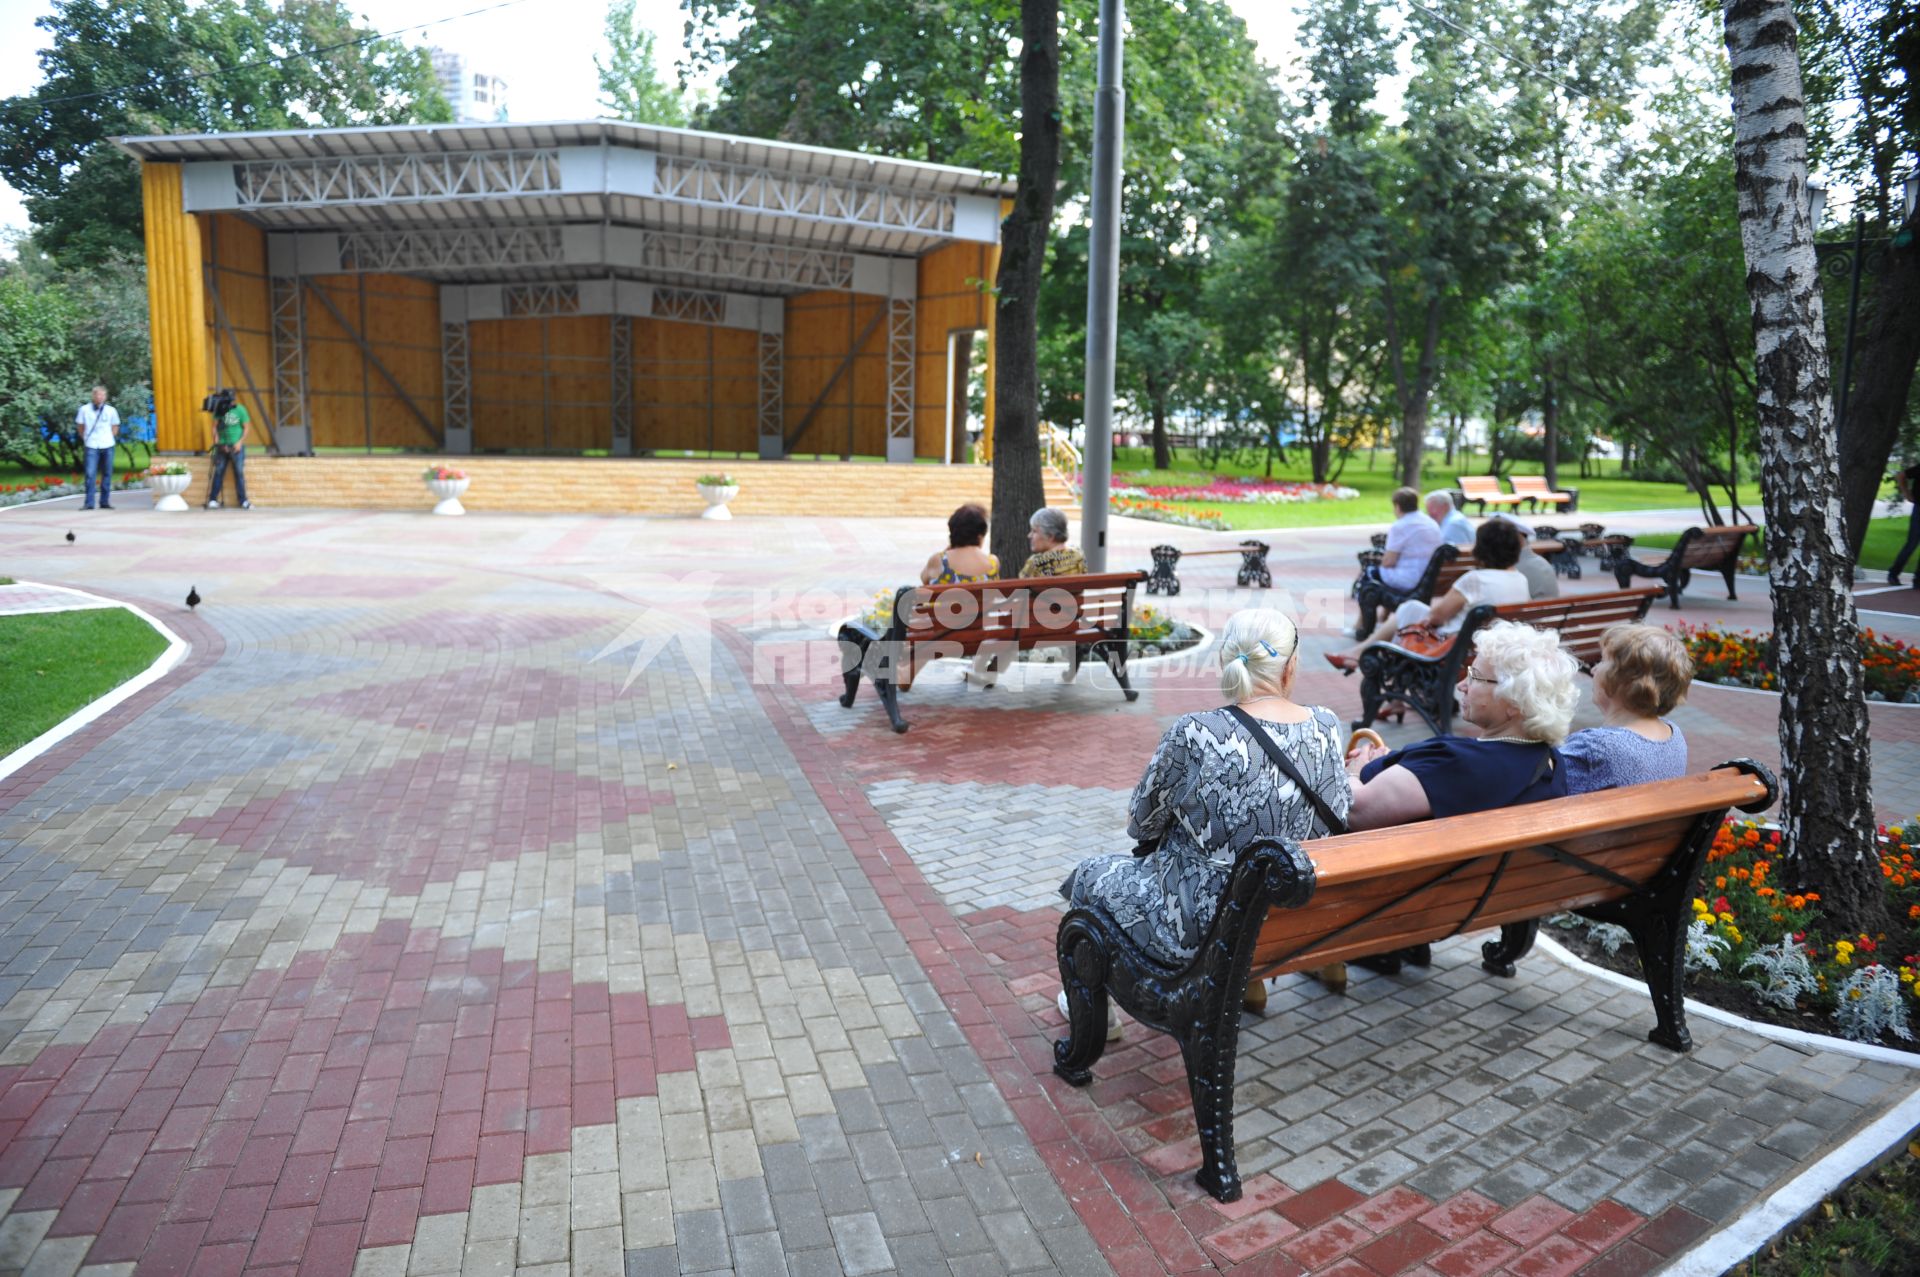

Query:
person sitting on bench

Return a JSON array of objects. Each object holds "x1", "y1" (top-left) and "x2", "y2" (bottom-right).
[
  {"x1": 1559, "y1": 623, "x2": 1693, "y2": 793},
  {"x1": 1058, "y1": 609, "x2": 1350, "y2": 1036},
  {"x1": 1019, "y1": 507, "x2": 1087, "y2": 577},
  {"x1": 1343, "y1": 620, "x2": 1579, "y2": 829},
  {"x1": 1328, "y1": 518, "x2": 1530, "y2": 670},
  {"x1": 921, "y1": 503, "x2": 999, "y2": 585}
]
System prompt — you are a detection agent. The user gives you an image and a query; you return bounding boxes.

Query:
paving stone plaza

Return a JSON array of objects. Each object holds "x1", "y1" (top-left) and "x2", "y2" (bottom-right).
[{"x1": 2, "y1": 497, "x2": 1917, "y2": 1277}]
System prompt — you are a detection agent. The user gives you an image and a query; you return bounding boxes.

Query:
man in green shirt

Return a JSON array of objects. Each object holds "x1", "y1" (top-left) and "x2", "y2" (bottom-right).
[{"x1": 206, "y1": 393, "x2": 252, "y2": 510}]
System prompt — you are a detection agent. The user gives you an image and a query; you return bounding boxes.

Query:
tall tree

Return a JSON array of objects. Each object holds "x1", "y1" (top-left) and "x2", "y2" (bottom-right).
[
  {"x1": 0, "y1": 0, "x2": 448, "y2": 265},
  {"x1": 1380, "y1": 1, "x2": 1543, "y2": 489},
  {"x1": 988, "y1": 0, "x2": 1061, "y2": 576},
  {"x1": 597, "y1": 0, "x2": 689, "y2": 125},
  {"x1": 1723, "y1": 0, "x2": 1885, "y2": 931}
]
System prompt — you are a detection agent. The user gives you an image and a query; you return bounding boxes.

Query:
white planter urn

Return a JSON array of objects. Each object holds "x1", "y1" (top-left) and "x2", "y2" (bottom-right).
[
  {"x1": 147, "y1": 471, "x2": 192, "y2": 512},
  {"x1": 697, "y1": 483, "x2": 740, "y2": 520},
  {"x1": 427, "y1": 476, "x2": 470, "y2": 516}
]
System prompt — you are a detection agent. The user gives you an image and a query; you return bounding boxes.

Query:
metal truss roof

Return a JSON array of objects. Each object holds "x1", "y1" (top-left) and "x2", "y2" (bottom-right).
[{"x1": 115, "y1": 120, "x2": 1011, "y2": 294}]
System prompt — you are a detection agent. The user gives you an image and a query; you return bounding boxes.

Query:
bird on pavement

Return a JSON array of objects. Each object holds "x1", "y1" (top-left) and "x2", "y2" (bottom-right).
[
  {"x1": 186, "y1": 585, "x2": 201, "y2": 611},
  {"x1": 65, "y1": 531, "x2": 75, "y2": 543}
]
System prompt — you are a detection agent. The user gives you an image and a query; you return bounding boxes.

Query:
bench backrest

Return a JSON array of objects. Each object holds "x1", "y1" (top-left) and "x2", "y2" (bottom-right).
[
  {"x1": 1478, "y1": 586, "x2": 1662, "y2": 666},
  {"x1": 1457, "y1": 475, "x2": 1505, "y2": 497},
  {"x1": 1247, "y1": 763, "x2": 1772, "y2": 976},
  {"x1": 890, "y1": 572, "x2": 1146, "y2": 685},
  {"x1": 1674, "y1": 524, "x2": 1758, "y2": 570},
  {"x1": 1509, "y1": 475, "x2": 1568, "y2": 496}
]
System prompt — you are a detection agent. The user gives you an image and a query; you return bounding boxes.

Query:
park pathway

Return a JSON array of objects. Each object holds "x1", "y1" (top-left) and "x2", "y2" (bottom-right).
[{"x1": 0, "y1": 501, "x2": 1914, "y2": 1277}]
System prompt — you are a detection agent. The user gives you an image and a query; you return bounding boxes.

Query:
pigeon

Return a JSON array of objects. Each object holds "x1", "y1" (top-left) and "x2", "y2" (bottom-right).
[
  {"x1": 185, "y1": 585, "x2": 201, "y2": 612},
  {"x1": 65, "y1": 531, "x2": 75, "y2": 544}
]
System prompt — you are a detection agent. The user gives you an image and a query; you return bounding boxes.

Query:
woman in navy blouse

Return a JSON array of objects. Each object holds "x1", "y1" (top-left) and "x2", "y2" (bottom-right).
[{"x1": 1344, "y1": 621, "x2": 1581, "y2": 828}]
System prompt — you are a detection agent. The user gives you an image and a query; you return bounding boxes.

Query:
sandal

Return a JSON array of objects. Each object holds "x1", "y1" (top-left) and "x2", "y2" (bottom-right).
[{"x1": 1325, "y1": 652, "x2": 1358, "y2": 674}]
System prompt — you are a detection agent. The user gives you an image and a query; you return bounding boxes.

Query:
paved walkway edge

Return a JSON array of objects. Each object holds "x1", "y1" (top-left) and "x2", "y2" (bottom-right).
[
  {"x1": 1534, "y1": 933, "x2": 1920, "y2": 1275},
  {"x1": 0, "y1": 581, "x2": 189, "y2": 784}
]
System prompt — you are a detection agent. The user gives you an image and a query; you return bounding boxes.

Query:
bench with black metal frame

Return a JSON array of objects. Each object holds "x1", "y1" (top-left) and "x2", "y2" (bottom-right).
[
  {"x1": 837, "y1": 572, "x2": 1147, "y2": 733},
  {"x1": 1052, "y1": 759, "x2": 1777, "y2": 1202},
  {"x1": 1145, "y1": 541, "x2": 1272, "y2": 596},
  {"x1": 1612, "y1": 524, "x2": 1759, "y2": 610}
]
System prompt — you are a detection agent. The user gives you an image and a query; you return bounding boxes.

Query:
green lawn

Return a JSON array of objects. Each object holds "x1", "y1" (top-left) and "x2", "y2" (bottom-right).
[
  {"x1": 0, "y1": 608, "x2": 170, "y2": 757},
  {"x1": 1734, "y1": 1145, "x2": 1920, "y2": 1277},
  {"x1": 1103, "y1": 447, "x2": 1769, "y2": 532},
  {"x1": 1636, "y1": 517, "x2": 1907, "y2": 572}
]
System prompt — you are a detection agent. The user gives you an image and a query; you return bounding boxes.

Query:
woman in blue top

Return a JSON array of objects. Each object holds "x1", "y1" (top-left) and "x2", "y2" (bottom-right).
[
  {"x1": 1344, "y1": 620, "x2": 1581, "y2": 827},
  {"x1": 1558, "y1": 624, "x2": 1691, "y2": 793}
]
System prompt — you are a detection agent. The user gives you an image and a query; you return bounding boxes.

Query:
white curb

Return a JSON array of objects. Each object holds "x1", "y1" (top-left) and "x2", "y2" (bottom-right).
[
  {"x1": 1533, "y1": 933, "x2": 1920, "y2": 1275},
  {"x1": 0, "y1": 583, "x2": 189, "y2": 784}
]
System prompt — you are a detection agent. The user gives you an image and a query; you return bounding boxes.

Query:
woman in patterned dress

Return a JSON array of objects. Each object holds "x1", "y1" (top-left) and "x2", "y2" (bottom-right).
[
  {"x1": 1059, "y1": 609, "x2": 1351, "y2": 1033},
  {"x1": 921, "y1": 503, "x2": 999, "y2": 584},
  {"x1": 1019, "y1": 507, "x2": 1087, "y2": 577}
]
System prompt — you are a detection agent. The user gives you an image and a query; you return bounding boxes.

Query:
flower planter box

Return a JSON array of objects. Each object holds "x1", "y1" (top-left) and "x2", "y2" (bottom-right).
[
  {"x1": 697, "y1": 483, "x2": 740, "y2": 520},
  {"x1": 427, "y1": 476, "x2": 470, "y2": 516},
  {"x1": 147, "y1": 471, "x2": 192, "y2": 512}
]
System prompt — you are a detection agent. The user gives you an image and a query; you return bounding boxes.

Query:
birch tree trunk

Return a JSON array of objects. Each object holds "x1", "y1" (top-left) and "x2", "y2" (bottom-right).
[
  {"x1": 1723, "y1": 0, "x2": 1887, "y2": 931},
  {"x1": 988, "y1": 0, "x2": 1060, "y2": 577}
]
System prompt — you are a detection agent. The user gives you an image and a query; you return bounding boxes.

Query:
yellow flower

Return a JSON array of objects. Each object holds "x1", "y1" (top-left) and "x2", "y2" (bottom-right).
[
  {"x1": 1849, "y1": 987, "x2": 1865, "y2": 1000},
  {"x1": 1717, "y1": 912, "x2": 1736, "y2": 924}
]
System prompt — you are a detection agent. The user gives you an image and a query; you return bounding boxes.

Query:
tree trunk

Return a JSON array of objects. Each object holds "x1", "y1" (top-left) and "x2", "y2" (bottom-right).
[
  {"x1": 1148, "y1": 376, "x2": 1172, "y2": 472},
  {"x1": 988, "y1": 0, "x2": 1061, "y2": 577},
  {"x1": 1383, "y1": 282, "x2": 1444, "y2": 491},
  {"x1": 1541, "y1": 370, "x2": 1559, "y2": 490},
  {"x1": 1444, "y1": 411, "x2": 1457, "y2": 466},
  {"x1": 950, "y1": 330, "x2": 975, "y2": 460},
  {"x1": 1836, "y1": 241, "x2": 1920, "y2": 558},
  {"x1": 1724, "y1": 0, "x2": 1886, "y2": 931}
]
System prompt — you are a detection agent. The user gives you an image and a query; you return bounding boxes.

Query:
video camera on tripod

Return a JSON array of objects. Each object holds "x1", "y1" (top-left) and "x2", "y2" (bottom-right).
[{"x1": 201, "y1": 389, "x2": 236, "y2": 418}]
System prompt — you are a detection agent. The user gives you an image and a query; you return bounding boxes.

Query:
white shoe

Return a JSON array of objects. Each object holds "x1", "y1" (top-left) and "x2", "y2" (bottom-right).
[
  {"x1": 1057, "y1": 990, "x2": 1122, "y2": 1041},
  {"x1": 204, "y1": 499, "x2": 221, "y2": 509},
  {"x1": 240, "y1": 500, "x2": 252, "y2": 510}
]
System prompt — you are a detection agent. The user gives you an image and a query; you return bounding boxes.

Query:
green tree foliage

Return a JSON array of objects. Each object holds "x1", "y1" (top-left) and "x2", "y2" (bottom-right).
[
  {"x1": 0, "y1": 272, "x2": 77, "y2": 465},
  {"x1": 0, "y1": 0, "x2": 450, "y2": 266},
  {"x1": 682, "y1": 0, "x2": 1022, "y2": 168},
  {"x1": 597, "y1": 0, "x2": 689, "y2": 125}
]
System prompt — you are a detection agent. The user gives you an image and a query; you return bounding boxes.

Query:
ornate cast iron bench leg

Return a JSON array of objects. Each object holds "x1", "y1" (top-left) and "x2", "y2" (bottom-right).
[
  {"x1": 1237, "y1": 541, "x2": 1273, "y2": 589},
  {"x1": 1147, "y1": 546, "x2": 1182, "y2": 596},
  {"x1": 1480, "y1": 922, "x2": 1538, "y2": 977}
]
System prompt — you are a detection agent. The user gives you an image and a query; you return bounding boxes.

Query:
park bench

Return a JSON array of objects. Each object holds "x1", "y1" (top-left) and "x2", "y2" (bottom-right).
[
  {"x1": 1146, "y1": 541, "x2": 1272, "y2": 595},
  {"x1": 1509, "y1": 474, "x2": 1579, "y2": 513},
  {"x1": 1053, "y1": 759, "x2": 1777, "y2": 1202},
  {"x1": 1530, "y1": 528, "x2": 1583, "y2": 579},
  {"x1": 1611, "y1": 524, "x2": 1759, "y2": 610},
  {"x1": 837, "y1": 571, "x2": 1146, "y2": 733},
  {"x1": 1353, "y1": 587, "x2": 1663, "y2": 736},
  {"x1": 1456, "y1": 474, "x2": 1529, "y2": 514}
]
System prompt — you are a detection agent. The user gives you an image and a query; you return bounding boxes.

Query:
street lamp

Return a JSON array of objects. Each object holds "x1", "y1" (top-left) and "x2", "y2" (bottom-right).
[{"x1": 1808, "y1": 174, "x2": 1915, "y2": 434}]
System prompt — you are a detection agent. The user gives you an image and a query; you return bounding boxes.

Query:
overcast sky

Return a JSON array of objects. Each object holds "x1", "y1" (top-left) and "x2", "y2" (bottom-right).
[{"x1": 0, "y1": 0, "x2": 1319, "y2": 247}]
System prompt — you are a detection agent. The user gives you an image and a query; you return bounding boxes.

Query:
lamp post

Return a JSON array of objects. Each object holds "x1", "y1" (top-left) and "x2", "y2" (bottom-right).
[{"x1": 1808, "y1": 173, "x2": 1917, "y2": 434}]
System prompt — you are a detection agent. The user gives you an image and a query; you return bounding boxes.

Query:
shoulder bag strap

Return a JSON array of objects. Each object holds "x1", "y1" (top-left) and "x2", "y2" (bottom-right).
[{"x1": 1226, "y1": 705, "x2": 1349, "y2": 838}]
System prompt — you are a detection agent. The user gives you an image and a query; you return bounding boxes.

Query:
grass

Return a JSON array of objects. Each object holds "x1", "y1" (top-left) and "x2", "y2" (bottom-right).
[
  {"x1": 0, "y1": 609, "x2": 169, "y2": 758},
  {"x1": 1636, "y1": 516, "x2": 1905, "y2": 572},
  {"x1": 1102, "y1": 447, "x2": 1768, "y2": 531},
  {"x1": 1729, "y1": 1143, "x2": 1920, "y2": 1277}
]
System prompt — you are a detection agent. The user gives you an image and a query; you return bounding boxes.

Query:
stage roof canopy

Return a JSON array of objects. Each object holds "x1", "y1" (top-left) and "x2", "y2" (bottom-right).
[{"x1": 116, "y1": 120, "x2": 1014, "y2": 298}]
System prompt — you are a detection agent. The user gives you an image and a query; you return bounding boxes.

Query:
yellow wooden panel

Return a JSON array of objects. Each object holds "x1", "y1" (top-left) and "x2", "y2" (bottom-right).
[
  {"x1": 546, "y1": 315, "x2": 610, "y2": 361},
  {"x1": 308, "y1": 392, "x2": 372, "y2": 449},
  {"x1": 474, "y1": 400, "x2": 546, "y2": 451},
  {"x1": 141, "y1": 166, "x2": 208, "y2": 450},
  {"x1": 306, "y1": 339, "x2": 368, "y2": 396}
]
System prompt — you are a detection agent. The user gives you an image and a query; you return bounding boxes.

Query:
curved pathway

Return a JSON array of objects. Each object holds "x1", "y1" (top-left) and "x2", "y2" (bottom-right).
[{"x1": 0, "y1": 502, "x2": 1913, "y2": 1277}]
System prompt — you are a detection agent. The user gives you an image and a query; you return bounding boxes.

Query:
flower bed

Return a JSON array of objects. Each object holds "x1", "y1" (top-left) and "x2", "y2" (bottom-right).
[
  {"x1": 0, "y1": 474, "x2": 142, "y2": 508},
  {"x1": 1108, "y1": 477, "x2": 1361, "y2": 505},
  {"x1": 1676, "y1": 622, "x2": 1920, "y2": 701},
  {"x1": 1109, "y1": 496, "x2": 1230, "y2": 531},
  {"x1": 1556, "y1": 817, "x2": 1920, "y2": 1047}
]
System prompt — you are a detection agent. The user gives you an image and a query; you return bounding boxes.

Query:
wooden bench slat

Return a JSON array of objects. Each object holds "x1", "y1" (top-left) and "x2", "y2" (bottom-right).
[
  {"x1": 1307, "y1": 772, "x2": 1761, "y2": 886},
  {"x1": 1252, "y1": 837, "x2": 1684, "y2": 960}
]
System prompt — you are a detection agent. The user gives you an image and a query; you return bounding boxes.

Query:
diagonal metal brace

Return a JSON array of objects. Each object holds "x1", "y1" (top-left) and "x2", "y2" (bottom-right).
[{"x1": 301, "y1": 279, "x2": 443, "y2": 446}]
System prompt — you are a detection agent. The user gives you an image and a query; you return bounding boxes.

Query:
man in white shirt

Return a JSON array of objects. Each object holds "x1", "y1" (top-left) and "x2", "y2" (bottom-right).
[
  {"x1": 1378, "y1": 487, "x2": 1442, "y2": 591},
  {"x1": 76, "y1": 385, "x2": 121, "y2": 511},
  {"x1": 1425, "y1": 490, "x2": 1474, "y2": 546}
]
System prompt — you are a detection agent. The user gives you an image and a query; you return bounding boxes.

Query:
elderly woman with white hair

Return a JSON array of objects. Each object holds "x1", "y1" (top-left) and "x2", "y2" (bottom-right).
[
  {"x1": 1058, "y1": 609, "x2": 1350, "y2": 1031},
  {"x1": 1344, "y1": 620, "x2": 1581, "y2": 828},
  {"x1": 1019, "y1": 507, "x2": 1086, "y2": 577}
]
